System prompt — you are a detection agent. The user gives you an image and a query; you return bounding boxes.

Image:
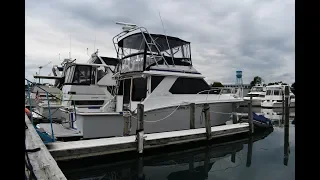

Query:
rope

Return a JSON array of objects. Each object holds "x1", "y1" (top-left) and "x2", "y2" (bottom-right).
[{"x1": 144, "y1": 102, "x2": 189, "y2": 123}]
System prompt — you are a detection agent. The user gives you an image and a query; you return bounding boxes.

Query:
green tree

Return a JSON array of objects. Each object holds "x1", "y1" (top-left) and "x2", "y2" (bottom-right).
[
  {"x1": 250, "y1": 76, "x2": 262, "y2": 87},
  {"x1": 211, "y1": 82, "x2": 224, "y2": 87}
]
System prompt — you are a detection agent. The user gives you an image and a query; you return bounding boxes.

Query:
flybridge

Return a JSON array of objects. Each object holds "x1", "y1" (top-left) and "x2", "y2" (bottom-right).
[{"x1": 112, "y1": 23, "x2": 193, "y2": 75}]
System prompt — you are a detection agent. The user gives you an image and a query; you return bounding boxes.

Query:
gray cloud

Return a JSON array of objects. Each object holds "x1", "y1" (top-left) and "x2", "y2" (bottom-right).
[{"x1": 25, "y1": 0, "x2": 295, "y2": 85}]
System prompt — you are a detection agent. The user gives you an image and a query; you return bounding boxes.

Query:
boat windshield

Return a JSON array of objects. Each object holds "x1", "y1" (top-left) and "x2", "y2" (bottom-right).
[
  {"x1": 64, "y1": 64, "x2": 109, "y2": 85},
  {"x1": 251, "y1": 87, "x2": 264, "y2": 92},
  {"x1": 221, "y1": 88, "x2": 232, "y2": 94}
]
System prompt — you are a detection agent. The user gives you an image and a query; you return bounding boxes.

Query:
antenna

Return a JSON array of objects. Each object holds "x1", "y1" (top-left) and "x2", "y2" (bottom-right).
[
  {"x1": 87, "y1": 48, "x2": 89, "y2": 56},
  {"x1": 69, "y1": 33, "x2": 72, "y2": 59},
  {"x1": 115, "y1": 22, "x2": 137, "y2": 32},
  {"x1": 59, "y1": 53, "x2": 60, "y2": 61},
  {"x1": 94, "y1": 34, "x2": 96, "y2": 53},
  {"x1": 115, "y1": 22, "x2": 137, "y2": 26},
  {"x1": 159, "y1": 12, "x2": 175, "y2": 66}
]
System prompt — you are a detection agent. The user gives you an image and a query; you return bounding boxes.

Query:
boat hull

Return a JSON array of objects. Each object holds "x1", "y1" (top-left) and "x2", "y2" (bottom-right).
[
  {"x1": 261, "y1": 101, "x2": 295, "y2": 108},
  {"x1": 73, "y1": 102, "x2": 237, "y2": 139},
  {"x1": 243, "y1": 97, "x2": 263, "y2": 106},
  {"x1": 37, "y1": 103, "x2": 63, "y2": 120}
]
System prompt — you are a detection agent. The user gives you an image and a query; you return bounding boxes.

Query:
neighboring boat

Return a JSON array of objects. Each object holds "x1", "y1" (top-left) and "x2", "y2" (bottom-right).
[
  {"x1": 261, "y1": 84, "x2": 295, "y2": 108},
  {"x1": 53, "y1": 23, "x2": 244, "y2": 139},
  {"x1": 243, "y1": 84, "x2": 266, "y2": 106},
  {"x1": 29, "y1": 52, "x2": 119, "y2": 121}
]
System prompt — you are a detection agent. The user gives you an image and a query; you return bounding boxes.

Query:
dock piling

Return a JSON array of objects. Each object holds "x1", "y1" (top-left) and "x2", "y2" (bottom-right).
[
  {"x1": 123, "y1": 107, "x2": 131, "y2": 136},
  {"x1": 190, "y1": 103, "x2": 195, "y2": 129},
  {"x1": 232, "y1": 103, "x2": 237, "y2": 124},
  {"x1": 204, "y1": 103, "x2": 212, "y2": 140},
  {"x1": 137, "y1": 156, "x2": 144, "y2": 180},
  {"x1": 284, "y1": 86, "x2": 290, "y2": 165},
  {"x1": 231, "y1": 152, "x2": 236, "y2": 163},
  {"x1": 136, "y1": 104, "x2": 144, "y2": 154},
  {"x1": 248, "y1": 96, "x2": 254, "y2": 134},
  {"x1": 246, "y1": 135, "x2": 253, "y2": 167}
]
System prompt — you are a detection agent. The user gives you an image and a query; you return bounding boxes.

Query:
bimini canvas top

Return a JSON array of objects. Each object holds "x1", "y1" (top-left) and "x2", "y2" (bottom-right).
[{"x1": 118, "y1": 32, "x2": 190, "y2": 52}]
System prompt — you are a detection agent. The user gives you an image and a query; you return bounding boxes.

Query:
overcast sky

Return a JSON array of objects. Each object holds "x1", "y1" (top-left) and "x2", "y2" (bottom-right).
[{"x1": 25, "y1": 0, "x2": 295, "y2": 85}]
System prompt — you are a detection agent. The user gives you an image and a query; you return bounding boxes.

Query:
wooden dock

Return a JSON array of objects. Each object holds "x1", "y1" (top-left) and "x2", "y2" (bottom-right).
[
  {"x1": 47, "y1": 123, "x2": 249, "y2": 161},
  {"x1": 25, "y1": 115, "x2": 66, "y2": 180}
]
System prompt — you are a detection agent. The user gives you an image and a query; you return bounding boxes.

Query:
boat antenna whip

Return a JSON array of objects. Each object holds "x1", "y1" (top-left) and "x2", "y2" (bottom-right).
[{"x1": 159, "y1": 12, "x2": 175, "y2": 66}]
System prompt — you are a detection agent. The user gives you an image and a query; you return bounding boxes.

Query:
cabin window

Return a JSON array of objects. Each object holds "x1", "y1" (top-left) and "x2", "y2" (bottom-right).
[
  {"x1": 151, "y1": 76, "x2": 165, "y2": 92},
  {"x1": 118, "y1": 80, "x2": 124, "y2": 95},
  {"x1": 266, "y1": 90, "x2": 272, "y2": 95},
  {"x1": 72, "y1": 65, "x2": 92, "y2": 85},
  {"x1": 169, "y1": 77, "x2": 210, "y2": 94},
  {"x1": 97, "y1": 66, "x2": 108, "y2": 82},
  {"x1": 274, "y1": 90, "x2": 280, "y2": 96},
  {"x1": 132, "y1": 78, "x2": 147, "y2": 101},
  {"x1": 71, "y1": 100, "x2": 104, "y2": 106},
  {"x1": 221, "y1": 89, "x2": 232, "y2": 94},
  {"x1": 64, "y1": 66, "x2": 75, "y2": 84},
  {"x1": 123, "y1": 79, "x2": 131, "y2": 104},
  {"x1": 91, "y1": 67, "x2": 96, "y2": 84},
  {"x1": 248, "y1": 94, "x2": 259, "y2": 97}
]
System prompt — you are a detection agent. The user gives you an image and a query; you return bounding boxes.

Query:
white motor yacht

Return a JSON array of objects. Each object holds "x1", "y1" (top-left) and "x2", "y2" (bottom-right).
[
  {"x1": 261, "y1": 84, "x2": 295, "y2": 108},
  {"x1": 57, "y1": 23, "x2": 244, "y2": 139},
  {"x1": 243, "y1": 84, "x2": 266, "y2": 106}
]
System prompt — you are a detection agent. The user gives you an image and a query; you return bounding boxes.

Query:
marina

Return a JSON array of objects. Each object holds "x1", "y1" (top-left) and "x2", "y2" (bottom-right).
[{"x1": 25, "y1": 1, "x2": 295, "y2": 178}]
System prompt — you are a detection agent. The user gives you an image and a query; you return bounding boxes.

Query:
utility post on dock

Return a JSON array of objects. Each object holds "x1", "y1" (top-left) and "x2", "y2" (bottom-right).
[
  {"x1": 284, "y1": 86, "x2": 290, "y2": 165},
  {"x1": 190, "y1": 103, "x2": 195, "y2": 129},
  {"x1": 248, "y1": 96, "x2": 254, "y2": 134},
  {"x1": 136, "y1": 104, "x2": 145, "y2": 154},
  {"x1": 203, "y1": 103, "x2": 212, "y2": 140}
]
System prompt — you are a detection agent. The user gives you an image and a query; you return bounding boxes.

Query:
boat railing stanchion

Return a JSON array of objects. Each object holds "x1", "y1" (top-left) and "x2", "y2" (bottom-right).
[
  {"x1": 204, "y1": 103, "x2": 211, "y2": 140},
  {"x1": 136, "y1": 103, "x2": 144, "y2": 154},
  {"x1": 190, "y1": 103, "x2": 195, "y2": 129},
  {"x1": 248, "y1": 96, "x2": 254, "y2": 134}
]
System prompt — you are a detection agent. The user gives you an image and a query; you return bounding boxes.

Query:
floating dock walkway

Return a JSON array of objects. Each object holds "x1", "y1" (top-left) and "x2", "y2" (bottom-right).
[
  {"x1": 47, "y1": 123, "x2": 249, "y2": 161},
  {"x1": 25, "y1": 115, "x2": 66, "y2": 180}
]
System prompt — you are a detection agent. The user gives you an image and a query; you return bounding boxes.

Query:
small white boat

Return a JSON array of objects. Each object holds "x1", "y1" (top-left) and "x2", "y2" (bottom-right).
[{"x1": 243, "y1": 84, "x2": 266, "y2": 106}]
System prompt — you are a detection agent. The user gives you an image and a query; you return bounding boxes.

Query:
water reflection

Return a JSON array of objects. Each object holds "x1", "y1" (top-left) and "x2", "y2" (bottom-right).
[
  {"x1": 58, "y1": 129, "x2": 274, "y2": 180},
  {"x1": 237, "y1": 107, "x2": 295, "y2": 127},
  {"x1": 58, "y1": 107, "x2": 294, "y2": 180}
]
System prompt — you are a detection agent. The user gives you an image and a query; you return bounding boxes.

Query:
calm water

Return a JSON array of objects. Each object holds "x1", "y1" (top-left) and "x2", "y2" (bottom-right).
[{"x1": 58, "y1": 107, "x2": 295, "y2": 180}]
